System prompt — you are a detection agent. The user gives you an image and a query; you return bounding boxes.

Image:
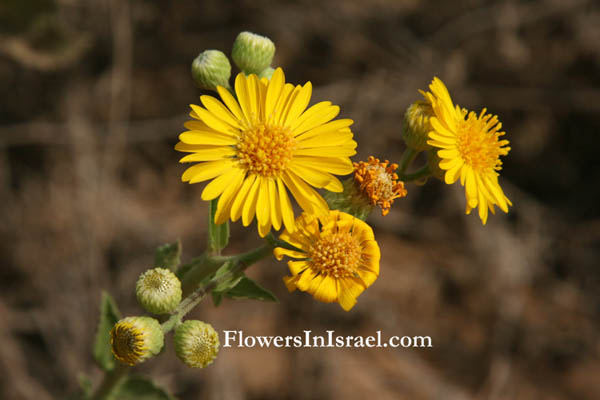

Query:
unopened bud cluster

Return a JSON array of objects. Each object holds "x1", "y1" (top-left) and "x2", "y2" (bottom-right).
[{"x1": 191, "y1": 31, "x2": 276, "y2": 91}]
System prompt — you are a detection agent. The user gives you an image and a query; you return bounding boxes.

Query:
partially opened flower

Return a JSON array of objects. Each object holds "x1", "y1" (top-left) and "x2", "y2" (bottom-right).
[
  {"x1": 353, "y1": 156, "x2": 407, "y2": 216},
  {"x1": 176, "y1": 68, "x2": 357, "y2": 237},
  {"x1": 422, "y1": 77, "x2": 512, "y2": 224},
  {"x1": 274, "y1": 210, "x2": 380, "y2": 311}
]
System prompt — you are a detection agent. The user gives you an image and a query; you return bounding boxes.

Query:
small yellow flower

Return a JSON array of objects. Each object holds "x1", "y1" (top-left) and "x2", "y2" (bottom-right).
[
  {"x1": 353, "y1": 156, "x2": 407, "y2": 216},
  {"x1": 176, "y1": 68, "x2": 357, "y2": 237},
  {"x1": 275, "y1": 210, "x2": 380, "y2": 311},
  {"x1": 422, "y1": 77, "x2": 512, "y2": 224},
  {"x1": 110, "y1": 317, "x2": 164, "y2": 366}
]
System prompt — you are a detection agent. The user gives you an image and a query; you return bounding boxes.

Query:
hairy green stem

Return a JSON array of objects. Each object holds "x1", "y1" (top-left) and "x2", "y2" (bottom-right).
[
  {"x1": 162, "y1": 242, "x2": 274, "y2": 334},
  {"x1": 397, "y1": 147, "x2": 418, "y2": 176},
  {"x1": 400, "y1": 165, "x2": 431, "y2": 182}
]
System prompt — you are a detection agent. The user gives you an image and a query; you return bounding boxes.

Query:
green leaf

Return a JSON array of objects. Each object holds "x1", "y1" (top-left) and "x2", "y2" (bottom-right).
[
  {"x1": 93, "y1": 291, "x2": 121, "y2": 372},
  {"x1": 225, "y1": 276, "x2": 278, "y2": 302},
  {"x1": 207, "y1": 198, "x2": 229, "y2": 254},
  {"x1": 212, "y1": 274, "x2": 278, "y2": 306},
  {"x1": 113, "y1": 376, "x2": 175, "y2": 400},
  {"x1": 154, "y1": 240, "x2": 182, "y2": 271}
]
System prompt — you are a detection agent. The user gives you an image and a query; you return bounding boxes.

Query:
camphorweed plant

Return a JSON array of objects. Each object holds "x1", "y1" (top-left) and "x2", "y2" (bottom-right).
[{"x1": 78, "y1": 31, "x2": 513, "y2": 399}]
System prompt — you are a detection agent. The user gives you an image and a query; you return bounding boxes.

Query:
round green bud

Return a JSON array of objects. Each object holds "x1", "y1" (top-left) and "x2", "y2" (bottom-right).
[
  {"x1": 402, "y1": 100, "x2": 434, "y2": 151},
  {"x1": 258, "y1": 66, "x2": 275, "y2": 80},
  {"x1": 232, "y1": 31, "x2": 275, "y2": 74},
  {"x1": 174, "y1": 320, "x2": 220, "y2": 369},
  {"x1": 324, "y1": 177, "x2": 373, "y2": 221},
  {"x1": 110, "y1": 316, "x2": 164, "y2": 366},
  {"x1": 136, "y1": 267, "x2": 182, "y2": 314},
  {"x1": 191, "y1": 50, "x2": 232, "y2": 91},
  {"x1": 426, "y1": 148, "x2": 445, "y2": 181}
]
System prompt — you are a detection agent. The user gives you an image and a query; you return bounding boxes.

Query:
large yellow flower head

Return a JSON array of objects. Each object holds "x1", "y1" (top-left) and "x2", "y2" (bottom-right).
[
  {"x1": 274, "y1": 210, "x2": 380, "y2": 311},
  {"x1": 422, "y1": 77, "x2": 512, "y2": 224},
  {"x1": 176, "y1": 68, "x2": 357, "y2": 237}
]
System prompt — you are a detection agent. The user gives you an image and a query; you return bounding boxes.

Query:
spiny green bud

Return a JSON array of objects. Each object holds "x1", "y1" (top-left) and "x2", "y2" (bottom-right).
[
  {"x1": 136, "y1": 267, "x2": 182, "y2": 314},
  {"x1": 402, "y1": 100, "x2": 434, "y2": 151},
  {"x1": 174, "y1": 320, "x2": 220, "y2": 369},
  {"x1": 191, "y1": 50, "x2": 232, "y2": 91},
  {"x1": 232, "y1": 31, "x2": 275, "y2": 74},
  {"x1": 258, "y1": 66, "x2": 275, "y2": 80},
  {"x1": 426, "y1": 148, "x2": 445, "y2": 181},
  {"x1": 110, "y1": 316, "x2": 164, "y2": 366}
]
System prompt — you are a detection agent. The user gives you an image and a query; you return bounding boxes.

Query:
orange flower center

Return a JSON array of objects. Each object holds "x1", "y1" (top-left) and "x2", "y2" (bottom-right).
[
  {"x1": 236, "y1": 122, "x2": 296, "y2": 177},
  {"x1": 354, "y1": 156, "x2": 407, "y2": 216},
  {"x1": 456, "y1": 109, "x2": 510, "y2": 173},
  {"x1": 309, "y1": 232, "x2": 361, "y2": 279}
]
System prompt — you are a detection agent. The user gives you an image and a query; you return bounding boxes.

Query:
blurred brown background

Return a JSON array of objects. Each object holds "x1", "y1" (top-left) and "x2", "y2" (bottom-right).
[{"x1": 1, "y1": 0, "x2": 599, "y2": 399}]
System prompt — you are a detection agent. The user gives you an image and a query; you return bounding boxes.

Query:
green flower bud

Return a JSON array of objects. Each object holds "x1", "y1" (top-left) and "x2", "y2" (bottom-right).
[
  {"x1": 402, "y1": 100, "x2": 434, "y2": 151},
  {"x1": 136, "y1": 267, "x2": 182, "y2": 314},
  {"x1": 324, "y1": 177, "x2": 373, "y2": 221},
  {"x1": 258, "y1": 66, "x2": 275, "y2": 80},
  {"x1": 174, "y1": 320, "x2": 220, "y2": 369},
  {"x1": 191, "y1": 50, "x2": 232, "y2": 91},
  {"x1": 110, "y1": 316, "x2": 164, "y2": 366},
  {"x1": 426, "y1": 148, "x2": 445, "y2": 181},
  {"x1": 232, "y1": 31, "x2": 275, "y2": 74}
]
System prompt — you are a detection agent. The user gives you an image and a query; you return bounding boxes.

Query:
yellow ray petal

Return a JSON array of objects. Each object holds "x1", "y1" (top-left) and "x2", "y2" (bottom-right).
[
  {"x1": 242, "y1": 174, "x2": 261, "y2": 226},
  {"x1": 190, "y1": 104, "x2": 239, "y2": 136},
  {"x1": 283, "y1": 82, "x2": 312, "y2": 127},
  {"x1": 179, "y1": 131, "x2": 237, "y2": 146},
  {"x1": 289, "y1": 101, "x2": 331, "y2": 131},
  {"x1": 230, "y1": 174, "x2": 256, "y2": 222},
  {"x1": 235, "y1": 73, "x2": 252, "y2": 124},
  {"x1": 201, "y1": 166, "x2": 243, "y2": 201},
  {"x1": 282, "y1": 170, "x2": 329, "y2": 218},
  {"x1": 268, "y1": 178, "x2": 282, "y2": 231},
  {"x1": 200, "y1": 95, "x2": 243, "y2": 129},
  {"x1": 179, "y1": 147, "x2": 236, "y2": 162},
  {"x1": 288, "y1": 161, "x2": 343, "y2": 192},
  {"x1": 291, "y1": 105, "x2": 340, "y2": 136},
  {"x1": 214, "y1": 168, "x2": 246, "y2": 224},
  {"x1": 182, "y1": 159, "x2": 233, "y2": 183},
  {"x1": 217, "y1": 86, "x2": 247, "y2": 126},
  {"x1": 293, "y1": 156, "x2": 354, "y2": 175},
  {"x1": 277, "y1": 177, "x2": 296, "y2": 233},
  {"x1": 265, "y1": 67, "x2": 285, "y2": 121}
]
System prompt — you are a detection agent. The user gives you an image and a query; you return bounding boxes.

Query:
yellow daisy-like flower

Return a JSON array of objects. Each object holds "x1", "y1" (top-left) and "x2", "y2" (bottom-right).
[
  {"x1": 422, "y1": 77, "x2": 512, "y2": 224},
  {"x1": 274, "y1": 210, "x2": 380, "y2": 311},
  {"x1": 176, "y1": 68, "x2": 357, "y2": 237}
]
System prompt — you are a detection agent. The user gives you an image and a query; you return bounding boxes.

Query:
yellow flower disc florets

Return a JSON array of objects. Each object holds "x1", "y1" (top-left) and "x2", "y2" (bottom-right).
[
  {"x1": 110, "y1": 316, "x2": 164, "y2": 366},
  {"x1": 236, "y1": 122, "x2": 296, "y2": 177},
  {"x1": 310, "y1": 232, "x2": 361, "y2": 279},
  {"x1": 353, "y1": 156, "x2": 407, "y2": 216},
  {"x1": 456, "y1": 109, "x2": 509, "y2": 173}
]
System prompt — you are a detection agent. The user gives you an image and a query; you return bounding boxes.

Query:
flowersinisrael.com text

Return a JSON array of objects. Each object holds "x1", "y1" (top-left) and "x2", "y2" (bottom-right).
[{"x1": 222, "y1": 330, "x2": 433, "y2": 349}]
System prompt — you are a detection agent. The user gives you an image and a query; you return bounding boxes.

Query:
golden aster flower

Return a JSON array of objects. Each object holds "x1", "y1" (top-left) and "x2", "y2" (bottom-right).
[
  {"x1": 353, "y1": 156, "x2": 407, "y2": 216},
  {"x1": 274, "y1": 210, "x2": 380, "y2": 311},
  {"x1": 422, "y1": 77, "x2": 512, "y2": 224},
  {"x1": 176, "y1": 68, "x2": 357, "y2": 237}
]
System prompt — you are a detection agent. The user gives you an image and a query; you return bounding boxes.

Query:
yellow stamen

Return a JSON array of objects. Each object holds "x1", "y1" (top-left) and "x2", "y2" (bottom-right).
[
  {"x1": 456, "y1": 109, "x2": 510, "y2": 172},
  {"x1": 310, "y1": 232, "x2": 361, "y2": 279},
  {"x1": 236, "y1": 122, "x2": 296, "y2": 177}
]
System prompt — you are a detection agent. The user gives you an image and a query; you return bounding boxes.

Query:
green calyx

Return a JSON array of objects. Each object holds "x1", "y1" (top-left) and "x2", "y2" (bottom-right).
[
  {"x1": 232, "y1": 31, "x2": 275, "y2": 74},
  {"x1": 136, "y1": 268, "x2": 182, "y2": 314},
  {"x1": 191, "y1": 50, "x2": 232, "y2": 91},
  {"x1": 174, "y1": 320, "x2": 220, "y2": 369}
]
